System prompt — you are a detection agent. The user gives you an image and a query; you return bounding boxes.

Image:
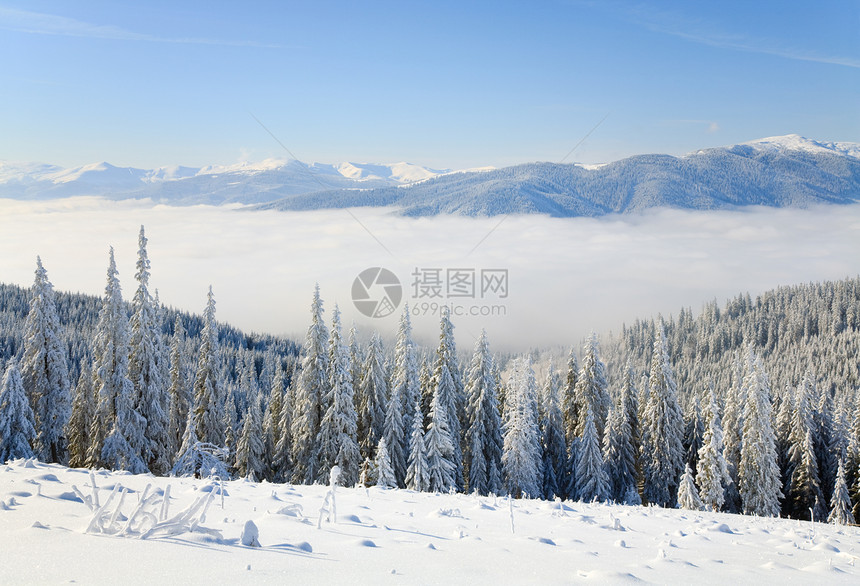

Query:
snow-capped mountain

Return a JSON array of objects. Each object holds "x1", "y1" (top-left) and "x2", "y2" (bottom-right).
[
  {"x1": 0, "y1": 159, "x2": 448, "y2": 204},
  {"x1": 2, "y1": 135, "x2": 858, "y2": 215}
]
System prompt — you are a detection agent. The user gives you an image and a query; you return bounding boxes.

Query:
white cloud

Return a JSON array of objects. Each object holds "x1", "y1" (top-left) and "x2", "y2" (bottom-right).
[{"x1": 1, "y1": 198, "x2": 858, "y2": 352}]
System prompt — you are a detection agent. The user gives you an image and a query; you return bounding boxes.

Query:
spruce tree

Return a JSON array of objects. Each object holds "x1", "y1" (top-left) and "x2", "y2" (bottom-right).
[
  {"x1": 502, "y1": 356, "x2": 542, "y2": 499},
  {"x1": 192, "y1": 286, "x2": 224, "y2": 446},
  {"x1": 128, "y1": 226, "x2": 169, "y2": 474},
  {"x1": 575, "y1": 405, "x2": 609, "y2": 502},
  {"x1": 67, "y1": 364, "x2": 95, "y2": 468},
  {"x1": 604, "y1": 397, "x2": 638, "y2": 504},
  {"x1": 425, "y1": 363, "x2": 457, "y2": 493},
  {"x1": 290, "y1": 285, "x2": 330, "y2": 484},
  {"x1": 539, "y1": 364, "x2": 567, "y2": 500},
  {"x1": 0, "y1": 360, "x2": 37, "y2": 462},
  {"x1": 375, "y1": 436, "x2": 397, "y2": 489},
  {"x1": 265, "y1": 365, "x2": 285, "y2": 480},
  {"x1": 721, "y1": 356, "x2": 745, "y2": 513},
  {"x1": 574, "y1": 333, "x2": 610, "y2": 442},
  {"x1": 828, "y1": 458, "x2": 855, "y2": 525},
  {"x1": 431, "y1": 306, "x2": 464, "y2": 489},
  {"x1": 696, "y1": 382, "x2": 731, "y2": 512},
  {"x1": 21, "y1": 256, "x2": 71, "y2": 463},
  {"x1": 357, "y1": 332, "x2": 388, "y2": 461},
  {"x1": 88, "y1": 248, "x2": 147, "y2": 471},
  {"x1": 464, "y1": 330, "x2": 504, "y2": 496},
  {"x1": 677, "y1": 463, "x2": 703, "y2": 511},
  {"x1": 786, "y1": 372, "x2": 826, "y2": 520},
  {"x1": 561, "y1": 346, "x2": 579, "y2": 444},
  {"x1": 166, "y1": 317, "x2": 190, "y2": 461},
  {"x1": 317, "y1": 305, "x2": 361, "y2": 486},
  {"x1": 641, "y1": 325, "x2": 685, "y2": 507},
  {"x1": 235, "y1": 396, "x2": 265, "y2": 480},
  {"x1": 738, "y1": 346, "x2": 782, "y2": 517},
  {"x1": 384, "y1": 304, "x2": 418, "y2": 487},
  {"x1": 406, "y1": 394, "x2": 430, "y2": 492}
]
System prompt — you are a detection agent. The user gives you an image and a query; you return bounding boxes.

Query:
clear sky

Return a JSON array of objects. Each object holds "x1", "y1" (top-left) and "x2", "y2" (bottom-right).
[{"x1": 1, "y1": 0, "x2": 857, "y2": 170}]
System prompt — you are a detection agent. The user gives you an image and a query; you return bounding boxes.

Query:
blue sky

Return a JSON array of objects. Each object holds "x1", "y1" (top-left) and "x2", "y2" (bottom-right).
[{"x1": 1, "y1": 0, "x2": 857, "y2": 170}]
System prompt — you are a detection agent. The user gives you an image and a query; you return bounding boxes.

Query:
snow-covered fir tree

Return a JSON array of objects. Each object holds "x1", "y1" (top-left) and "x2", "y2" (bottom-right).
[
  {"x1": 431, "y1": 305, "x2": 464, "y2": 489},
  {"x1": 265, "y1": 365, "x2": 285, "y2": 480},
  {"x1": 604, "y1": 395, "x2": 639, "y2": 503},
  {"x1": 128, "y1": 226, "x2": 170, "y2": 474},
  {"x1": 235, "y1": 395, "x2": 265, "y2": 480},
  {"x1": 464, "y1": 330, "x2": 504, "y2": 496},
  {"x1": 641, "y1": 325, "x2": 685, "y2": 507},
  {"x1": 0, "y1": 359, "x2": 37, "y2": 462},
  {"x1": 357, "y1": 331, "x2": 388, "y2": 461},
  {"x1": 786, "y1": 372, "x2": 826, "y2": 520},
  {"x1": 561, "y1": 346, "x2": 579, "y2": 445},
  {"x1": 374, "y1": 436, "x2": 397, "y2": 489},
  {"x1": 291, "y1": 285, "x2": 330, "y2": 484},
  {"x1": 539, "y1": 364, "x2": 567, "y2": 500},
  {"x1": 317, "y1": 305, "x2": 361, "y2": 486},
  {"x1": 721, "y1": 356, "x2": 745, "y2": 513},
  {"x1": 696, "y1": 382, "x2": 731, "y2": 512},
  {"x1": 502, "y1": 356, "x2": 542, "y2": 499},
  {"x1": 166, "y1": 316, "x2": 190, "y2": 461},
  {"x1": 406, "y1": 394, "x2": 430, "y2": 492},
  {"x1": 738, "y1": 345, "x2": 782, "y2": 517},
  {"x1": 574, "y1": 332, "x2": 610, "y2": 442},
  {"x1": 21, "y1": 256, "x2": 71, "y2": 463},
  {"x1": 677, "y1": 463, "x2": 703, "y2": 510},
  {"x1": 576, "y1": 405, "x2": 610, "y2": 502},
  {"x1": 384, "y1": 304, "x2": 418, "y2": 487},
  {"x1": 425, "y1": 363, "x2": 458, "y2": 493},
  {"x1": 683, "y1": 396, "x2": 704, "y2": 472},
  {"x1": 87, "y1": 248, "x2": 147, "y2": 471},
  {"x1": 66, "y1": 364, "x2": 95, "y2": 468},
  {"x1": 192, "y1": 286, "x2": 224, "y2": 447},
  {"x1": 828, "y1": 458, "x2": 855, "y2": 525}
]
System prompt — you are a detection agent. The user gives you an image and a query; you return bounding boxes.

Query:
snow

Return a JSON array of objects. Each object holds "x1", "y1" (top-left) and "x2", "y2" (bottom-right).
[
  {"x1": 741, "y1": 134, "x2": 860, "y2": 159},
  {"x1": 2, "y1": 459, "x2": 858, "y2": 584}
]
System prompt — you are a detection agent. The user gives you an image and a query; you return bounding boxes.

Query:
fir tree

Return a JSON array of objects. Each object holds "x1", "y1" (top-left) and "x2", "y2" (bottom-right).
[
  {"x1": 574, "y1": 332, "x2": 610, "y2": 442},
  {"x1": 166, "y1": 317, "x2": 190, "y2": 461},
  {"x1": 561, "y1": 346, "x2": 579, "y2": 444},
  {"x1": 317, "y1": 305, "x2": 361, "y2": 486},
  {"x1": 0, "y1": 360, "x2": 37, "y2": 462},
  {"x1": 87, "y1": 248, "x2": 147, "y2": 471},
  {"x1": 604, "y1": 397, "x2": 638, "y2": 504},
  {"x1": 502, "y1": 356, "x2": 542, "y2": 499},
  {"x1": 384, "y1": 305, "x2": 418, "y2": 487},
  {"x1": 828, "y1": 458, "x2": 855, "y2": 525},
  {"x1": 696, "y1": 382, "x2": 731, "y2": 512},
  {"x1": 677, "y1": 463, "x2": 703, "y2": 511},
  {"x1": 235, "y1": 396, "x2": 265, "y2": 480},
  {"x1": 66, "y1": 364, "x2": 95, "y2": 468},
  {"x1": 786, "y1": 372, "x2": 826, "y2": 520},
  {"x1": 357, "y1": 332, "x2": 388, "y2": 461},
  {"x1": 641, "y1": 325, "x2": 685, "y2": 507},
  {"x1": 21, "y1": 256, "x2": 71, "y2": 463},
  {"x1": 291, "y1": 285, "x2": 330, "y2": 484},
  {"x1": 738, "y1": 346, "x2": 783, "y2": 517},
  {"x1": 192, "y1": 286, "x2": 224, "y2": 446},
  {"x1": 406, "y1": 393, "x2": 430, "y2": 492},
  {"x1": 464, "y1": 330, "x2": 504, "y2": 496},
  {"x1": 575, "y1": 406, "x2": 609, "y2": 502},
  {"x1": 683, "y1": 397, "x2": 704, "y2": 472},
  {"x1": 128, "y1": 226, "x2": 170, "y2": 474},
  {"x1": 265, "y1": 365, "x2": 285, "y2": 480},
  {"x1": 431, "y1": 306, "x2": 464, "y2": 490},
  {"x1": 721, "y1": 355, "x2": 745, "y2": 513},
  {"x1": 375, "y1": 436, "x2": 397, "y2": 489},
  {"x1": 425, "y1": 363, "x2": 457, "y2": 493},
  {"x1": 539, "y1": 364, "x2": 567, "y2": 500}
]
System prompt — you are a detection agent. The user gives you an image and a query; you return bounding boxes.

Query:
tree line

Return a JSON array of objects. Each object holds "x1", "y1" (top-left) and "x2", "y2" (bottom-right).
[{"x1": 1, "y1": 227, "x2": 858, "y2": 525}]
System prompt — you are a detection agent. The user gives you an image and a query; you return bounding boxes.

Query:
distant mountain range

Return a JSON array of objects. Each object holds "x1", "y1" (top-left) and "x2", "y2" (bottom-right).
[{"x1": 2, "y1": 135, "x2": 859, "y2": 216}]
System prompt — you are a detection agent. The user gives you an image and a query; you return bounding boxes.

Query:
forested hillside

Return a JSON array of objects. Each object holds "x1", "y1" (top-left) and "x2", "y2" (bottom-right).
[{"x1": 1, "y1": 238, "x2": 858, "y2": 524}]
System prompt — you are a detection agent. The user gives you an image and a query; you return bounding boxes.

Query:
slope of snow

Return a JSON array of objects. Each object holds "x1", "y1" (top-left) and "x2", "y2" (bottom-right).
[
  {"x1": 1, "y1": 459, "x2": 857, "y2": 584},
  {"x1": 741, "y1": 134, "x2": 860, "y2": 159}
]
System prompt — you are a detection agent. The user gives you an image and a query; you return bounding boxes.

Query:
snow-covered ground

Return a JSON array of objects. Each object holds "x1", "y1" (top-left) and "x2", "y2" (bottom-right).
[{"x1": 1, "y1": 459, "x2": 858, "y2": 584}]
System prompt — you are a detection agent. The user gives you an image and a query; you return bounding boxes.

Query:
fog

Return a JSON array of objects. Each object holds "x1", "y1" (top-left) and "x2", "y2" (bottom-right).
[{"x1": 1, "y1": 198, "x2": 858, "y2": 352}]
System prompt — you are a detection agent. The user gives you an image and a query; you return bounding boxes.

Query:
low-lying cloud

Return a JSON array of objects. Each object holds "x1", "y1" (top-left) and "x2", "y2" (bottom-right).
[{"x1": 1, "y1": 198, "x2": 858, "y2": 352}]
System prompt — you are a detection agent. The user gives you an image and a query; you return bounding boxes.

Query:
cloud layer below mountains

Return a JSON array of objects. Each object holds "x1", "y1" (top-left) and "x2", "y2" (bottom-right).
[{"x1": 1, "y1": 198, "x2": 858, "y2": 352}]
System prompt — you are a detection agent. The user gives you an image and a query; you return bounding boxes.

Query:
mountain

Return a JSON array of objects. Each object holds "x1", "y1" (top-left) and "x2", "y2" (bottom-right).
[
  {"x1": 2, "y1": 135, "x2": 858, "y2": 216},
  {"x1": 255, "y1": 135, "x2": 860, "y2": 216},
  {"x1": 0, "y1": 159, "x2": 448, "y2": 204}
]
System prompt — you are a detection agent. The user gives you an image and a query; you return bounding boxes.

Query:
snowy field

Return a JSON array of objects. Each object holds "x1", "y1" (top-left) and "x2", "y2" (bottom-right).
[{"x1": 1, "y1": 459, "x2": 858, "y2": 584}]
